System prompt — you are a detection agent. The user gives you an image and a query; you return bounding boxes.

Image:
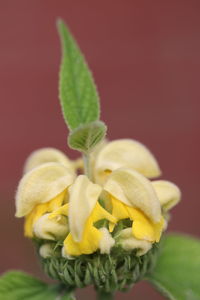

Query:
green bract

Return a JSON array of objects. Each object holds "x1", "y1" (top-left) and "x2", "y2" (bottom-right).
[
  {"x1": 68, "y1": 121, "x2": 107, "y2": 153},
  {"x1": 41, "y1": 245, "x2": 159, "y2": 294}
]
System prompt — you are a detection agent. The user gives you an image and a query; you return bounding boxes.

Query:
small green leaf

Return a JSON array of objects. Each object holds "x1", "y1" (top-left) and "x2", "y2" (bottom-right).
[
  {"x1": 146, "y1": 234, "x2": 200, "y2": 300},
  {"x1": 0, "y1": 271, "x2": 75, "y2": 300},
  {"x1": 68, "y1": 120, "x2": 107, "y2": 153},
  {"x1": 57, "y1": 19, "x2": 100, "y2": 130}
]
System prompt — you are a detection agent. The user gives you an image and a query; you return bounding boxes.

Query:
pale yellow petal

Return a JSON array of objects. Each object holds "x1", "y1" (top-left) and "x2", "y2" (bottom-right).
[
  {"x1": 99, "y1": 227, "x2": 115, "y2": 254},
  {"x1": 90, "y1": 139, "x2": 108, "y2": 180},
  {"x1": 94, "y1": 139, "x2": 161, "y2": 184},
  {"x1": 152, "y1": 180, "x2": 181, "y2": 212},
  {"x1": 33, "y1": 213, "x2": 68, "y2": 240},
  {"x1": 73, "y1": 157, "x2": 84, "y2": 171},
  {"x1": 104, "y1": 168, "x2": 161, "y2": 222},
  {"x1": 39, "y1": 243, "x2": 54, "y2": 258},
  {"x1": 23, "y1": 148, "x2": 75, "y2": 174},
  {"x1": 68, "y1": 175, "x2": 102, "y2": 242},
  {"x1": 119, "y1": 228, "x2": 152, "y2": 256},
  {"x1": 15, "y1": 162, "x2": 75, "y2": 217}
]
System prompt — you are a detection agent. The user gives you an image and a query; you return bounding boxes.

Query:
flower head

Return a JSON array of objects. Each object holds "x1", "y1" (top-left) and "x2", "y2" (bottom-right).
[{"x1": 15, "y1": 140, "x2": 181, "y2": 259}]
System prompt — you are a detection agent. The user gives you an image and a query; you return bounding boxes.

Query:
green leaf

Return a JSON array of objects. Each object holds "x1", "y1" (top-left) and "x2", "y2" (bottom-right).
[
  {"x1": 68, "y1": 120, "x2": 107, "y2": 153},
  {"x1": 57, "y1": 19, "x2": 100, "y2": 130},
  {"x1": 146, "y1": 234, "x2": 200, "y2": 300},
  {"x1": 0, "y1": 271, "x2": 75, "y2": 300}
]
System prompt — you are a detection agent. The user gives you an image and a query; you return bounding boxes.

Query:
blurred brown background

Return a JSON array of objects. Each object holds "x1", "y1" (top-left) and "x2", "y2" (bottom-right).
[{"x1": 0, "y1": 0, "x2": 200, "y2": 299}]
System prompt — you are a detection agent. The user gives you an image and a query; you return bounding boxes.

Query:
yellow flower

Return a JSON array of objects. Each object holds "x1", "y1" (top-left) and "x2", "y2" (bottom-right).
[
  {"x1": 15, "y1": 140, "x2": 181, "y2": 257},
  {"x1": 16, "y1": 161, "x2": 75, "y2": 238},
  {"x1": 93, "y1": 139, "x2": 161, "y2": 185},
  {"x1": 104, "y1": 168, "x2": 164, "y2": 243},
  {"x1": 50, "y1": 175, "x2": 116, "y2": 256}
]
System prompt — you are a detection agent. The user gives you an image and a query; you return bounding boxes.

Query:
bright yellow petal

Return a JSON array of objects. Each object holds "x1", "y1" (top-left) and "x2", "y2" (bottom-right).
[
  {"x1": 23, "y1": 147, "x2": 75, "y2": 174},
  {"x1": 94, "y1": 139, "x2": 161, "y2": 184},
  {"x1": 15, "y1": 162, "x2": 75, "y2": 217},
  {"x1": 152, "y1": 180, "x2": 181, "y2": 212},
  {"x1": 111, "y1": 197, "x2": 129, "y2": 220},
  {"x1": 68, "y1": 175, "x2": 102, "y2": 242},
  {"x1": 104, "y1": 168, "x2": 162, "y2": 223},
  {"x1": 90, "y1": 202, "x2": 116, "y2": 224},
  {"x1": 64, "y1": 226, "x2": 102, "y2": 256},
  {"x1": 108, "y1": 197, "x2": 129, "y2": 232},
  {"x1": 110, "y1": 197, "x2": 164, "y2": 243},
  {"x1": 49, "y1": 203, "x2": 69, "y2": 219},
  {"x1": 126, "y1": 206, "x2": 164, "y2": 242},
  {"x1": 24, "y1": 211, "x2": 35, "y2": 237}
]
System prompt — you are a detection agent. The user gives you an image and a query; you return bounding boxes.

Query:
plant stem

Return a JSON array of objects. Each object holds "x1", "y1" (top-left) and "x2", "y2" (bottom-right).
[
  {"x1": 83, "y1": 152, "x2": 91, "y2": 179},
  {"x1": 97, "y1": 291, "x2": 114, "y2": 300}
]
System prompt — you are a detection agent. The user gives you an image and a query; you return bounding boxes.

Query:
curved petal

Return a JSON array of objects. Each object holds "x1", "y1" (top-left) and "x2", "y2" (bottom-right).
[
  {"x1": 23, "y1": 147, "x2": 75, "y2": 174},
  {"x1": 68, "y1": 175, "x2": 102, "y2": 242},
  {"x1": 119, "y1": 228, "x2": 152, "y2": 256},
  {"x1": 94, "y1": 139, "x2": 161, "y2": 184},
  {"x1": 104, "y1": 168, "x2": 162, "y2": 222},
  {"x1": 15, "y1": 162, "x2": 75, "y2": 217},
  {"x1": 39, "y1": 243, "x2": 54, "y2": 258},
  {"x1": 99, "y1": 228, "x2": 115, "y2": 254},
  {"x1": 152, "y1": 180, "x2": 181, "y2": 212},
  {"x1": 33, "y1": 213, "x2": 68, "y2": 240}
]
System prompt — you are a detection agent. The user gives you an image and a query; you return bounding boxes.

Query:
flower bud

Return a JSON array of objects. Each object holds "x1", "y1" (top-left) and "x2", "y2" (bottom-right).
[{"x1": 34, "y1": 213, "x2": 69, "y2": 240}]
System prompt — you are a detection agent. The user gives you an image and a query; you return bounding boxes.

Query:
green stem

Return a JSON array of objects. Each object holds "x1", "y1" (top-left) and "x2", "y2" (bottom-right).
[
  {"x1": 97, "y1": 291, "x2": 114, "y2": 300},
  {"x1": 83, "y1": 152, "x2": 91, "y2": 179}
]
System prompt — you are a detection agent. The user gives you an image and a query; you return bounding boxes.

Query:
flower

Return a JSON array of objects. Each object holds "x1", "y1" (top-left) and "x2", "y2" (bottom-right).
[{"x1": 15, "y1": 140, "x2": 181, "y2": 257}]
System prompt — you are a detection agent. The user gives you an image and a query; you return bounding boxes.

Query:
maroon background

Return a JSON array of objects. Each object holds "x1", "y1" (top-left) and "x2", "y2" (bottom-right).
[{"x1": 0, "y1": 1, "x2": 200, "y2": 299}]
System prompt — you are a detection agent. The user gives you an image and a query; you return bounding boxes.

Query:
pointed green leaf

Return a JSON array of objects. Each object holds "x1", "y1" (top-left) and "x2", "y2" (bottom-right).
[
  {"x1": 0, "y1": 271, "x2": 75, "y2": 300},
  {"x1": 146, "y1": 234, "x2": 200, "y2": 300},
  {"x1": 57, "y1": 19, "x2": 100, "y2": 130},
  {"x1": 68, "y1": 120, "x2": 107, "y2": 153}
]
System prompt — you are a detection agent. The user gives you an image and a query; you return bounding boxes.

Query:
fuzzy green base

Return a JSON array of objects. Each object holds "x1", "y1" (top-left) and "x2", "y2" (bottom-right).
[{"x1": 41, "y1": 245, "x2": 159, "y2": 293}]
